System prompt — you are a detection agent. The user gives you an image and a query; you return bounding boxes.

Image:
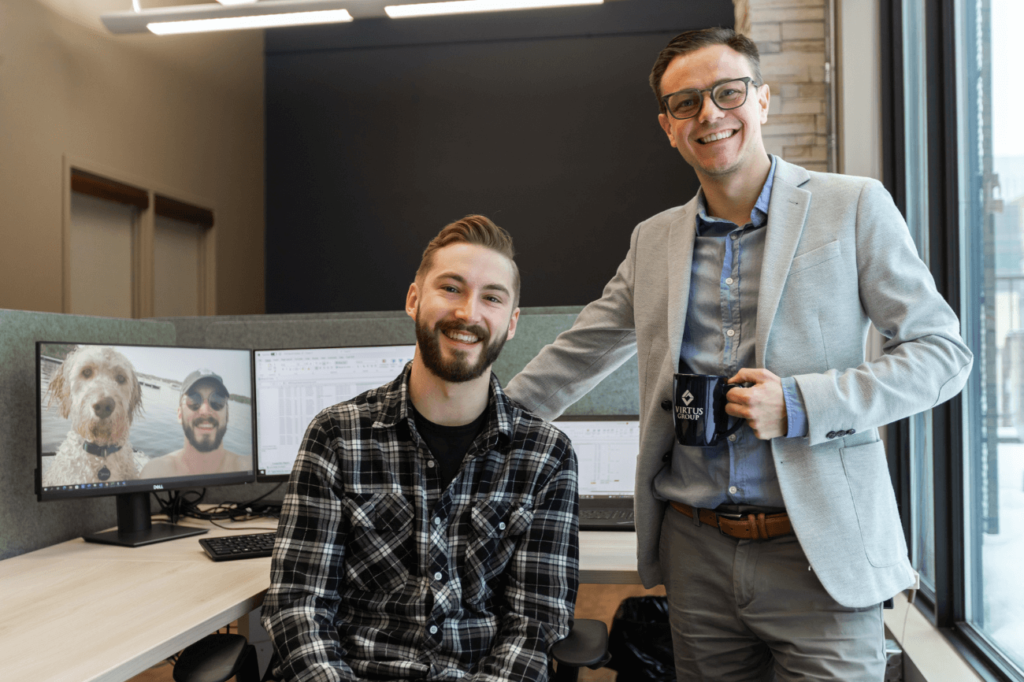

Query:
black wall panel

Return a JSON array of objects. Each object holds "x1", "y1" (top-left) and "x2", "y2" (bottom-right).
[{"x1": 265, "y1": 1, "x2": 733, "y2": 312}]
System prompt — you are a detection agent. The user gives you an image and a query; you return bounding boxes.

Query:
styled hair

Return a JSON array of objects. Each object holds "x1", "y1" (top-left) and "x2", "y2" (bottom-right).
[
  {"x1": 649, "y1": 27, "x2": 763, "y2": 115},
  {"x1": 415, "y1": 215, "x2": 520, "y2": 307}
]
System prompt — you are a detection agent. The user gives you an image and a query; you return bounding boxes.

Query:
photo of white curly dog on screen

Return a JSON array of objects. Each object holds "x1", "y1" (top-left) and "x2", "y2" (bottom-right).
[{"x1": 39, "y1": 343, "x2": 253, "y2": 488}]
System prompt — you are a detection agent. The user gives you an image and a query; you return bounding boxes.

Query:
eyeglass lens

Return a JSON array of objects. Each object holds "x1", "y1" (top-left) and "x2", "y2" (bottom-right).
[
  {"x1": 186, "y1": 392, "x2": 227, "y2": 411},
  {"x1": 665, "y1": 79, "x2": 750, "y2": 119}
]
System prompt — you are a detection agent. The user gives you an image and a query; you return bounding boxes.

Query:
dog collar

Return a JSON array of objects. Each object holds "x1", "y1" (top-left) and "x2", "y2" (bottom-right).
[{"x1": 83, "y1": 441, "x2": 122, "y2": 458}]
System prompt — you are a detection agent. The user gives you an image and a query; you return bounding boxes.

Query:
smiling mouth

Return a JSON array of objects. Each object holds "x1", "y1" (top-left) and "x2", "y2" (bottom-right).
[
  {"x1": 194, "y1": 420, "x2": 219, "y2": 430},
  {"x1": 443, "y1": 330, "x2": 480, "y2": 344},
  {"x1": 697, "y1": 129, "x2": 737, "y2": 144}
]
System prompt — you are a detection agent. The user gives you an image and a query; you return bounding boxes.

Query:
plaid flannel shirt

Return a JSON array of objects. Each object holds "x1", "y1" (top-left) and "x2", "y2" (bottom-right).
[{"x1": 262, "y1": 365, "x2": 579, "y2": 682}]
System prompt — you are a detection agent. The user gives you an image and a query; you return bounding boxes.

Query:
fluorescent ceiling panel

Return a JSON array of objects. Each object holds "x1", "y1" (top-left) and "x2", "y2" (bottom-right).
[
  {"x1": 102, "y1": 0, "x2": 353, "y2": 35},
  {"x1": 385, "y1": 0, "x2": 603, "y2": 19},
  {"x1": 148, "y1": 9, "x2": 352, "y2": 34}
]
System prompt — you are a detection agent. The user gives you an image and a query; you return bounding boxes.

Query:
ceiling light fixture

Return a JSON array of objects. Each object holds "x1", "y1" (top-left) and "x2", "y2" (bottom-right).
[
  {"x1": 384, "y1": 0, "x2": 603, "y2": 19},
  {"x1": 102, "y1": 0, "x2": 354, "y2": 35}
]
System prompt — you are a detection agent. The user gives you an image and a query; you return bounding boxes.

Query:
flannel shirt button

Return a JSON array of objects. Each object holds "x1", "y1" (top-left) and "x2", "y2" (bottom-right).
[
  {"x1": 434, "y1": 572, "x2": 442, "y2": 581},
  {"x1": 433, "y1": 517, "x2": 441, "y2": 526},
  {"x1": 498, "y1": 522, "x2": 506, "y2": 530},
  {"x1": 728, "y1": 486, "x2": 738, "y2": 495},
  {"x1": 429, "y1": 625, "x2": 438, "y2": 634},
  {"x1": 427, "y1": 460, "x2": 435, "y2": 468}
]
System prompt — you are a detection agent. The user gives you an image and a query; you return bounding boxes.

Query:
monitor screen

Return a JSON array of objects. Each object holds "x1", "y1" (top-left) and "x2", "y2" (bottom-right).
[
  {"x1": 254, "y1": 344, "x2": 416, "y2": 480},
  {"x1": 37, "y1": 342, "x2": 256, "y2": 502},
  {"x1": 553, "y1": 417, "x2": 640, "y2": 499}
]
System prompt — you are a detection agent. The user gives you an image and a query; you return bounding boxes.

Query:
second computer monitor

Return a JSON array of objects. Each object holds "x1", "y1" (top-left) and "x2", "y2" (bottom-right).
[
  {"x1": 254, "y1": 344, "x2": 416, "y2": 481},
  {"x1": 553, "y1": 416, "x2": 640, "y2": 499}
]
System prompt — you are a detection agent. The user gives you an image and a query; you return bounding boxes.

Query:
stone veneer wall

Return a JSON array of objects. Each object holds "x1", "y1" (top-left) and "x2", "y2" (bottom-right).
[{"x1": 735, "y1": 0, "x2": 832, "y2": 172}]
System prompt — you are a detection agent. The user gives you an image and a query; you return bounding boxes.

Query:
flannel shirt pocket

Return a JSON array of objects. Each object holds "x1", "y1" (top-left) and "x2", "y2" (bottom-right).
[
  {"x1": 342, "y1": 492, "x2": 414, "y2": 594},
  {"x1": 463, "y1": 497, "x2": 534, "y2": 603}
]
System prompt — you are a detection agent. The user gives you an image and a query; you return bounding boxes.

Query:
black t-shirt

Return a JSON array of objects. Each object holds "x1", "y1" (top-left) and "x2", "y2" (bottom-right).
[{"x1": 411, "y1": 405, "x2": 488, "y2": 491}]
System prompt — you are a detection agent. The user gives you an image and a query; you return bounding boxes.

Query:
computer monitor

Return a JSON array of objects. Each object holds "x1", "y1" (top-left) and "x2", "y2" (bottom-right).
[
  {"x1": 253, "y1": 344, "x2": 416, "y2": 481},
  {"x1": 36, "y1": 342, "x2": 256, "y2": 546},
  {"x1": 553, "y1": 416, "x2": 640, "y2": 499}
]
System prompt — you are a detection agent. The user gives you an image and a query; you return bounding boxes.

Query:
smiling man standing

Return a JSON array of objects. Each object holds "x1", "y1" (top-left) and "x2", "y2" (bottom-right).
[
  {"x1": 505, "y1": 28, "x2": 972, "y2": 680},
  {"x1": 262, "y1": 215, "x2": 579, "y2": 682}
]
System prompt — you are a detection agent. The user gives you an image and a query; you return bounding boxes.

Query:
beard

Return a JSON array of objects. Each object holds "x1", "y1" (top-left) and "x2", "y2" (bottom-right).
[
  {"x1": 415, "y1": 309, "x2": 509, "y2": 383},
  {"x1": 183, "y1": 416, "x2": 227, "y2": 453}
]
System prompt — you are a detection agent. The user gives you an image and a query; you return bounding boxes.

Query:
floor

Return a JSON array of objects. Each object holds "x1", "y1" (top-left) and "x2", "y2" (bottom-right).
[{"x1": 127, "y1": 584, "x2": 666, "y2": 682}]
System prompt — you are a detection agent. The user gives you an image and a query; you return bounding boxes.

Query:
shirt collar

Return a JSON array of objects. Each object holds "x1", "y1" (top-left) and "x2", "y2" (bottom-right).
[
  {"x1": 373, "y1": 362, "x2": 514, "y2": 446},
  {"x1": 695, "y1": 154, "x2": 777, "y2": 235}
]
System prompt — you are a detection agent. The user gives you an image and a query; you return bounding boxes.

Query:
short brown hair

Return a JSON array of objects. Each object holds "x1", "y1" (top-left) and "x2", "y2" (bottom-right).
[
  {"x1": 649, "y1": 28, "x2": 763, "y2": 116},
  {"x1": 415, "y1": 215, "x2": 520, "y2": 307}
]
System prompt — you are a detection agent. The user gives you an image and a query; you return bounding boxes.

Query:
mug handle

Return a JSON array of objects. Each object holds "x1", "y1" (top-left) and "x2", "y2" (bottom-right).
[{"x1": 722, "y1": 383, "x2": 746, "y2": 437}]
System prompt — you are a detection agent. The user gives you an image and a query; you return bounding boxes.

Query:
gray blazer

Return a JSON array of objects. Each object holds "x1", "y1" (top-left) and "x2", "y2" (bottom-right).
[{"x1": 505, "y1": 158, "x2": 973, "y2": 607}]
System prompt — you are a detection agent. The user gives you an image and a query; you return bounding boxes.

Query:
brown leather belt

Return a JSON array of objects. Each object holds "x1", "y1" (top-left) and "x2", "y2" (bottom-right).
[{"x1": 670, "y1": 501, "x2": 793, "y2": 540}]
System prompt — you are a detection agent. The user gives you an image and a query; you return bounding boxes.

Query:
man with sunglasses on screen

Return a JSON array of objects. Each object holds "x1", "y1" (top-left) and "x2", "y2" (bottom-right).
[
  {"x1": 505, "y1": 28, "x2": 972, "y2": 681},
  {"x1": 140, "y1": 369, "x2": 249, "y2": 477}
]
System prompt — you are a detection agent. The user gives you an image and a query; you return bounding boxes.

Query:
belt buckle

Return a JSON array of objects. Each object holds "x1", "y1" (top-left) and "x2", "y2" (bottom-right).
[{"x1": 715, "y1": 510, "x2": 745, "y2": 536}]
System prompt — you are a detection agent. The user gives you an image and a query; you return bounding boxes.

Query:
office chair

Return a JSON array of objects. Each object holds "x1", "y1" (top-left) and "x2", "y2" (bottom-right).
[{"x1": 173, "y1": 619, "x2": 610, "y2": 682}]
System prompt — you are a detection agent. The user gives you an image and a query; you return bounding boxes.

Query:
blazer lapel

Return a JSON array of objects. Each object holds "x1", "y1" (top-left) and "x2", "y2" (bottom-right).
[
  {"x1": 756, "y1": 160, "x2": 811, "y2": 367},
  {"x1": 667, "y1": 199, "x2": 698, "y2": 367}
]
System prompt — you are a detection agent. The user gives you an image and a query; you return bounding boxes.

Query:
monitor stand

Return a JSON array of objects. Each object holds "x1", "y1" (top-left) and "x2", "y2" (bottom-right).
[{"x1": 83, "y1": 491, "x2": 207, "y2": 547}]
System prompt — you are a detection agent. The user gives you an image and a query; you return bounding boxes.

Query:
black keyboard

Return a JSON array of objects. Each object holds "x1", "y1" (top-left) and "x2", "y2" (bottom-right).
[{"x1": 200, "y1": 532, "x2": 276, "y2": 561}]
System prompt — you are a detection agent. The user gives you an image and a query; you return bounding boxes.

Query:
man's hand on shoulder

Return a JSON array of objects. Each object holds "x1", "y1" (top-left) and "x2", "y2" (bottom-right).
[{"x1": 725, "y1": 368, "x2": 788, "y2": 440}]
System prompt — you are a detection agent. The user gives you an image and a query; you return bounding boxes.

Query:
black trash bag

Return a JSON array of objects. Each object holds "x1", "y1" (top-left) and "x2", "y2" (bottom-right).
[{"x1": 605, "y1": 596, "x2": 676, "y2": 682}]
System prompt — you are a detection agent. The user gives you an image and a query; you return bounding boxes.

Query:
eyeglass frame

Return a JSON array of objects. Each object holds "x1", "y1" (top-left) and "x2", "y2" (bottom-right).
[{"x1": 660, "y1": 77, "x2": 761, "y2": 120}]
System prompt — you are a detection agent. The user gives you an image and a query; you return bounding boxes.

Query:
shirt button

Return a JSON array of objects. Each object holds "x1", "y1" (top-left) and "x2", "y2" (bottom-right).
[
  {"x1": 429, "y1": 625, "x2": 438, "y2": 635},
  {"x1": 725, "y1": 277, "x2": 734, "y2": 285},
  {"x1": 433, "y1": 517, "x2": 441, "y2": 526},
  {"x1": 728, "y1": 434, "x2": 737, "y2": 443},
  {"x1": 434, "y1": 572, "x2": 442, "y2": 581},
  {"x1": 498, "y1": 522, "x2": 506, "y2": 531},
  {"x1": 826, "y1": 431, "x2": 837, "y2": 439},
  {"x1": 731, "y1": 233, "x2": 739, "y2": 240},
  {"x1": 729, "y1": 486, "x2": 738, "y2": 494},
  {"x1": 427, "y1": 460, "x2": 435, "y2": 468},
  {"x1": 726, "y1": 329, "x2": 736, "y2": 337}
]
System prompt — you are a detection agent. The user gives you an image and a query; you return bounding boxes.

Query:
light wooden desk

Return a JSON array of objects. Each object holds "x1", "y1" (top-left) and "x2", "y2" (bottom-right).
[{"x1": 0, "y1": 518, "x2": 637, "y2": 682}]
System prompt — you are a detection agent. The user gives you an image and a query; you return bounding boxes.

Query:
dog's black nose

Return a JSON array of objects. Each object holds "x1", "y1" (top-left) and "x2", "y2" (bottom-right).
[{"x1": 93, "y1": 397, "x2": 115, "y2": 419}]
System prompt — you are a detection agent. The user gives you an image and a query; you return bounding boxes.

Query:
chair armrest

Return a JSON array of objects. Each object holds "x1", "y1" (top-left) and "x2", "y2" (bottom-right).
[{"x1": 550, "y1": 619, "x2": 610, "y2": 669}]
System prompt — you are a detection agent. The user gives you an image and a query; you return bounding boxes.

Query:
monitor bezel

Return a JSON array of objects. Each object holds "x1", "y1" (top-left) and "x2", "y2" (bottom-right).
[
  {"x1": 35, "y1": 341, "x2": 258, "y2": 503},
  {"x1": 252, "y1": 342, "x2": 416, "y2": 483}
]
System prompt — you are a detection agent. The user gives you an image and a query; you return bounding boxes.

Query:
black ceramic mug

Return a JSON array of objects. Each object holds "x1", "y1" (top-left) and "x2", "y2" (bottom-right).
[{"x1": 673, "y1": 373, "x2": 744, "y2": 447}]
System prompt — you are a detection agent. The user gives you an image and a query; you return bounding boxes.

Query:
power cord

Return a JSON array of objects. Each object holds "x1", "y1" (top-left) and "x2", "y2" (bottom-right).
[{"x1": 151, "y1": 484, "x2": 283, "y2": 527}]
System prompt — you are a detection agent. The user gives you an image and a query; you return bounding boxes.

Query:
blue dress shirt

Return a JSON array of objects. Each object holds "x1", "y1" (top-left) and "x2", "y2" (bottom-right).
[{"x1": 652, "y1": 155, "x2": 807, "y2": 510}]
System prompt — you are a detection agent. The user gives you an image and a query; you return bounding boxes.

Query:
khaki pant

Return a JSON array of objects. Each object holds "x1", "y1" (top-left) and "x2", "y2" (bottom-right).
[{"x1": 659, "y1": 504, "x2": 886, "y2": 681}]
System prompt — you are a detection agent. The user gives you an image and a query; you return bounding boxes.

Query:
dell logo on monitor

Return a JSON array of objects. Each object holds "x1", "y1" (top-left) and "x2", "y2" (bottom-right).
[{"x1": 153, "y1": 484, "x2": 164, "y2": 490}]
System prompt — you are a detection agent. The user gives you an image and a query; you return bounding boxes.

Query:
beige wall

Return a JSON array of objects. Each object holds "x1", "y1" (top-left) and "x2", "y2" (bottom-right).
[{"x1": 0, "y1": 0, "x2": 264, "y2": 315}]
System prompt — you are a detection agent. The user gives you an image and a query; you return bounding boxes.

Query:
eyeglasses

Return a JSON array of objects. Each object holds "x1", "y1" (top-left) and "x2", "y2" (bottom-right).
[
  {"x1": 184, "y1": 391, "x2": 228, "y2": 412},
  {"x1": 661, "y1": 77, "x2": 759, "y2": 120}
]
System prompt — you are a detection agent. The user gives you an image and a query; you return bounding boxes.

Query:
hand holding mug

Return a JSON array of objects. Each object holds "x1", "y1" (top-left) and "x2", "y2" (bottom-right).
[{"x1": 724, "y1": 368, "x2": 788, "y2": 440}]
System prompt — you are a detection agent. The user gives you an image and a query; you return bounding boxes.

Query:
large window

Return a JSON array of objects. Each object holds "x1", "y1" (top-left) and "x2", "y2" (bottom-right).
[
  {"x1": 956, "y1": 0, "x2": 1024, "y2": 671},
  {"x1": 885, "y1": 0, "x2": 1024, "y2": 678}
]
